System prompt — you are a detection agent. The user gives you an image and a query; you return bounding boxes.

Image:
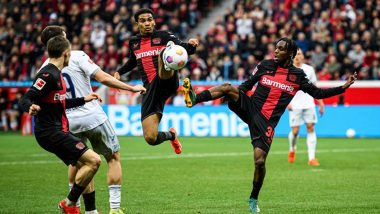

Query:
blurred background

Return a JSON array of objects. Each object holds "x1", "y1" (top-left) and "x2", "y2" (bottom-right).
[{"x1": 0, "y1": 0, "x2": 379, "y2": 137}]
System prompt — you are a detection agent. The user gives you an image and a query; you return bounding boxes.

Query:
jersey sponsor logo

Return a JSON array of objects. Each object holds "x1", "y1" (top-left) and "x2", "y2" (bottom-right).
[
  {"x1": 152, "y1": 38, "x2": 161, "y2": 44},
  {"x1": 75, "y1": 142, "x2": 86, "y2": 150},
  {"x1": 261, "y1": 77, "x2": 294, "y2": 92},
  {"x1": 135, "y1": 48, "x2": 164, "y2": 59},
  {"x1": 54, "y1": 93, "x2": 66, "y2": 101},
  {"x1": 33, "y1": 78, "x2": 46, "y2": 90}
]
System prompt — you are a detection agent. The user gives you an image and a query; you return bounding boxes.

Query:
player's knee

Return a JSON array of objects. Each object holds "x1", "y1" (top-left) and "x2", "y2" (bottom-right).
[
  {"x1": 306, "y1": 125, "x2": 314, "y2": 133},
  {"x1": 255, "y1": 158, "x2": 266, "y2": 169},
  {"x1": 144, "y1": 133, "x2": 157, "y2": 146},
  {"x1": 221, "y1": 83, "x2": 233, "y2": 93},
  {"x1": 89, "y1": 154, "x2": 102, "y2": 171}
]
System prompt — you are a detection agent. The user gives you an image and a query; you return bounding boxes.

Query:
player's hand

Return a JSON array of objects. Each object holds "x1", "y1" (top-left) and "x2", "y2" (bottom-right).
[
  {"x1": 319, "y1": 103, "x2": 325, "y2": 117},
  {"x1": 114, "y1": 72, "x2": 121, "y2": 80},
  {"x1": 28, "y1": 104, "x2": 41, "y2": 115},
  {"x1": 84, "y1": 93, "x2": 102, "y2": 103},
  {"x1": 188, "y1": 38, "x2": 199, "y2": 47},
  {"x1": 132, "y1": 84, "x2": 146, "y2": 94},
  {"x1": 287, "y1": 104, "x2": 293, "y2": 111},
  {"x1": 342, "y1": 72, "x2": 357, "y2": 89}
]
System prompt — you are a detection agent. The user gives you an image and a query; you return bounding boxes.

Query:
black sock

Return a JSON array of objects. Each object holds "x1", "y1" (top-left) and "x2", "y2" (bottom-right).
[
  {"x1": 153, "y1": 131, "x2": 174, "y2": 145},
  {"x1": 250, "y1": 181, "x2": 263, "y2": 200},
  {"x1": 68, "y1": 183, "x2": 85, "y2": 203},
  {"x1": 83, "y1": 191, "x2": 96, "y2": 211},
  {"x1": 195, "y1": 90, "x2": 212, "y2": 104}
]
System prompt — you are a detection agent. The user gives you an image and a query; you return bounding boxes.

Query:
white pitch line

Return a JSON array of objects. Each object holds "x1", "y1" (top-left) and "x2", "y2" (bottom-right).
[{"x1": 0, "y1": 148, "x2": 379, "y2": 165}]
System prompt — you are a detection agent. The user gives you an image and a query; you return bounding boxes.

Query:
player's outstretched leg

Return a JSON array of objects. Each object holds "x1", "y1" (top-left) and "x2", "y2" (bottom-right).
[
  {"x1": 182, "y1": 78, "x2": 240, "y2": 107},
  {"x1": 107, "y1": 152, "x2": 125, "y2": 214}
]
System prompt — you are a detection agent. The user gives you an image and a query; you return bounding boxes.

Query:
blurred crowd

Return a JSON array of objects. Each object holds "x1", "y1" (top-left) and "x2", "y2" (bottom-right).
[{"x1": 0, "y1": 0, "x2": 219, "y2": 82}]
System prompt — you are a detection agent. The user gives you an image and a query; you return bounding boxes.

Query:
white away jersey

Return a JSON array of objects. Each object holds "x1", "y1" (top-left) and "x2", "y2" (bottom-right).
[
  {"x1": 290, "y1": 64, "x2": 317, "y2": 109},
  {"x1": 40, "y1": 50, "x2": 107, "y2": 133}
]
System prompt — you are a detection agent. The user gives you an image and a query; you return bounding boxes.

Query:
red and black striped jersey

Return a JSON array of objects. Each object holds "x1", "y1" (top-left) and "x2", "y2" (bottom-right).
[
  {"x1": 19, "y1": 64, "x2": 85, "y2": 133},
  {"x1": 239, "y1": 59, "x2": 345, "y2": 127},
  {"x1": 118, "y1": 30, "x2": 196, "y2": 86}
]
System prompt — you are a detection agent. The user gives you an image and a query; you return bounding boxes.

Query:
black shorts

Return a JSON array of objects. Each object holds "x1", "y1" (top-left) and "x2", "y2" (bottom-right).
[
  {"x1": 35, "y1": 130, "x2": 88, "y2": 166},
  {"x1": 228, "y1": 91, "x2": 275, "y2": 153},
  {"x1": 141, "y1": 72, "x2": 179, "y2": 120}
]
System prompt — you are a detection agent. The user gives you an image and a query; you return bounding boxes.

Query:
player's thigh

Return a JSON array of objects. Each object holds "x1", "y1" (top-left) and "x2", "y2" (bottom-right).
[
  {"x1": 158, "y1": 50, "x2": 175, "y2": 79},
  {"x1": 289, "y1": 109, "x2": 304, "y2": 127},
  {"x1": 86, "y1": 120, "x2": 120, "y2": 160},
  {"x1": 142, "y1": 114, "x2": 160, "y2": 137},
  {"x1": 303, "y1": 108, "x2": 317, "y2": 124},
  {"x1": 78, "y1": 149, "x2": 101, "y2": 167}
]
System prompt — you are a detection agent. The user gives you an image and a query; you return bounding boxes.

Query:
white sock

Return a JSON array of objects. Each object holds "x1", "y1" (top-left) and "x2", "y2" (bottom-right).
[
  {"x1": 288, "y1": 131, "x2": 297, "y2": 152},
  {"x1": 85, "y1": 211, "x2": 98, "y2": 214},
  {"x1": 68, "y1": 183, "x2": 81, "y2": 207},
  {"x1": 307, "y1": 132, "x2": 317, "y2": 160},
  {"x1": 109, "y1": 185, "x2": 121, "y2": 209}
]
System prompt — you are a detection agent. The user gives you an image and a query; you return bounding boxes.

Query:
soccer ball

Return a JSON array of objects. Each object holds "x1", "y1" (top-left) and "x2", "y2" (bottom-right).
[
  {"x1": 346, "y1": 128, "x2": 356, "y2": 138},
  {"x1": 162, "y1": 41, "x2": 188, "y2": 71}
]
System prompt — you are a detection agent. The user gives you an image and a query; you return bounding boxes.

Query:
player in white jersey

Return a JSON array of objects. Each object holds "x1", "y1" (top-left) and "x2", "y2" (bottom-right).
[
  {"x1": 40, "y1": 26, "x2": 146, "y2": 214},
  {"x1": 287, "y1": 48, "x2": 325, "y2": 166}
]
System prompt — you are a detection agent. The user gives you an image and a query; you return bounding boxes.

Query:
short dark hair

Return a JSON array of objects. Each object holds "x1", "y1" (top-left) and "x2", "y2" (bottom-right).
[
  {"x1": 47, "y1": 36, "x2": 70, "y2": 58},
  {"x1": 134, "y1": 8, "x2": 154, "y2": 22},
  {"x1": 41, "y1": 25, "x2": 65, "y2": 46},
  {"x1": 277, "y1": 37, "x2": 298, "y2": 60}
]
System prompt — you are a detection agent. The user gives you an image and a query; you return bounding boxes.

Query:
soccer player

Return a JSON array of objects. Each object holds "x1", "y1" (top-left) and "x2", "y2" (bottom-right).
[
  {"x1": 287, "y1": 48, "x2": 324, "y2": 166},
  {"x1": 19, "y1": 35, "x2": 102, "y2": 214},
  {"x1": 182, "y1": 38, "x2": 357, "y2": 212},
  {"x1": 114, "y1": 8, "x2": 199, "y2": 153},
  {"x1": 40, "y1": 26, "x2": 146, "y2": 214}
]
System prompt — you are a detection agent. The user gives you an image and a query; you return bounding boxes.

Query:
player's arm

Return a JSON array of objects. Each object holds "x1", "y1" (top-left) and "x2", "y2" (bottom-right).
[
  {"x1": 19, "y1": 72, "x2": 53, "y2": 115},
  {"x1": 316, "y1": 99, "x2": 325, "y2": 116},
  {"x1": 66, "y1": 93, "x2": 103, "y2": 109},
  {"x1": 238, "y1": 63, "x2": 263, "y2": 93},
  {"x1": 167, "y1": 32, "x2": 198, "y2": 55},
  {"x1": 94, "y1": 69, "x2": 146, "y2": 93},
  {"x1": 115, "y1": 41, "x2": 137, "y2": 79},
  {"x1": 301, "y1": 72, "x2": 357, "y2": 99}
]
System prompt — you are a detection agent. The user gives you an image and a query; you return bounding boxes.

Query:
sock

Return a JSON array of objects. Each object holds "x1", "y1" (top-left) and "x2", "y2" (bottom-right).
[
  {"x1": 288, "y1": 131, "x2": 297, "y2": 152},
  {"x1": 109, "y1": 185, "x2": 121, "y2": 209},
  {"x1": 69, "y1": 183, "x2": 81, "y2": 207},
  {"x1": 249, "y1": 181, "x2": 263, "y2": 200},
  {"x1": 67, "y1": 183, "x2": 85, "y2": 205},
  {"x1": 195, "y1": 90, "x2": 211, "y2": 104},
  {"x1": 153, "y1": 131, "x2": 174, "y2": 145},
  {"x1": 83, "y1": 191, "x2": 96, "y2": 212},
  {"x1": 307, "y1": 131, "x2": 317, "y2": 160}
]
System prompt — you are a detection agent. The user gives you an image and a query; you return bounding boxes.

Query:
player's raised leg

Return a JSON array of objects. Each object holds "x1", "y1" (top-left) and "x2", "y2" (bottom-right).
[
  {"x1": 158, "y1": 43, "x2": 176, "y2": 80},
  {"x1": 142, "y1": 114, "x2": 181, "y2": 154},
  {"x1": 182, "y1": 79, "x2": 240, "y2": 107}
]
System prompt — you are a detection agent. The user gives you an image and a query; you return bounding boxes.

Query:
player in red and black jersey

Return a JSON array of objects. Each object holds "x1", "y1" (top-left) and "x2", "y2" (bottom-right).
[
  {"x1": 182, "y1": 38, "x2": 357, "y2": 212},
  {"x1": 19, "y1": 36, "x2": 102, "y2": 214},
  {"x1": 115, "y1": 8, "x2": 199, "y2": 154}
]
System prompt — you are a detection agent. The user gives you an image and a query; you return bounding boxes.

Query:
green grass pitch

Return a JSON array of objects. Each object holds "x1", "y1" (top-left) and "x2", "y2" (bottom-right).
[{"x1": 0, "y1": 134, "x2": 379, "y2": 213}]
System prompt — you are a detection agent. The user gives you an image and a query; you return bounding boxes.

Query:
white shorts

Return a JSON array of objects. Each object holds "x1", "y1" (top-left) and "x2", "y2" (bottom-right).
[
  {"x1": 75, "y1": 119, "x2": 120, "y2": 160},
  {"x1": 289, "y1": 107, "x2": 317, "y2": 127}
]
